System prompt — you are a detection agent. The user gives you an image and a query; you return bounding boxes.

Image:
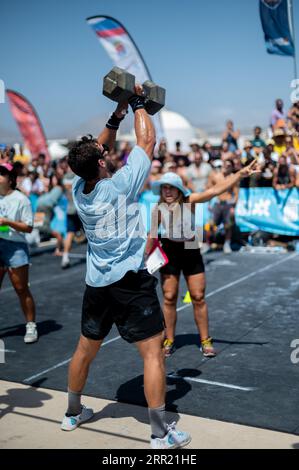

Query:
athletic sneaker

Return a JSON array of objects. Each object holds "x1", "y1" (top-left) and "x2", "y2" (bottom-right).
[
  {"x1": 151, "y1": 422, "x2": 191, "y2": 449},
  {"x1": 61, "y1": 253, "x2": 70, "y2": 269},
  {"x1": 223, "y1": 241, "x2": 232, "y2": 254},
  {"x1": 163, "y1": 339, "x2": 175, "y2": 358},
  {"x1": 24, "y1": 322, "x2": 38, "y2": 344},
  {"x1": 200, "y1": 337, "x2": 216, "y2": 357},
  {"x1": 61, "y1": 405, "x2": 94, "y2": 431}
]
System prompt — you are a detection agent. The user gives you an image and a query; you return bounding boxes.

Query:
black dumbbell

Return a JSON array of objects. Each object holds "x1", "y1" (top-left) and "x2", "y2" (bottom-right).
[{"x1": 103, "y1": 66, "x2": 165, "y2": 115}]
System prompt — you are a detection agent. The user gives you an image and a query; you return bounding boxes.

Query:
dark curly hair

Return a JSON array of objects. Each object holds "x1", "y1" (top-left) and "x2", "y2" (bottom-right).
[
  {"x1": 68, "y1": 135, "x2": 106, "y2": 181},
  {"x1": 0, "y1": 166, "x2": 17, "y2": 190}
]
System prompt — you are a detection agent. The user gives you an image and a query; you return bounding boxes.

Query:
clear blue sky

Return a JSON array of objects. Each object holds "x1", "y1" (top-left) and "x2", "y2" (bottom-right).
[{"x1": 1, "y1": 0, "x2": 299, "y2": 140}]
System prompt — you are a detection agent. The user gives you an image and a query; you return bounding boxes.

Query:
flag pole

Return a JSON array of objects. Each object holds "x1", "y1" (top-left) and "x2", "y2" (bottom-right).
[{"x1": 288, "y1": 0, "x2": 298, "y2": 80}]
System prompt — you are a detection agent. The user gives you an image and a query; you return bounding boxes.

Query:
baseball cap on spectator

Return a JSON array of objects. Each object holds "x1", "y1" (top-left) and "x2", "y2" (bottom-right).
[{"x1": 266, "y1": 139, "x2": 275, "y2": 146}]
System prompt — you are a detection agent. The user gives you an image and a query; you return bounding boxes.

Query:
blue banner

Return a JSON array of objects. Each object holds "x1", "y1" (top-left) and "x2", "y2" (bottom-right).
[
  {"x1": 236, "y1": 187, "x2": 299, "y2": 236},
  {"x1": 259, "y1": 0, "x2": 294, "y2": 56}
]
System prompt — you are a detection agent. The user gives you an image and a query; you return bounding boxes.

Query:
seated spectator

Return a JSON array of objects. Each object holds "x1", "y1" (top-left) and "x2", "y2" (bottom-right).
[
  {"x1": 273, "y1": 128, "x2": 287, "y2": 156},
  {"x1": 157, "y1": 139, "x2": 168, "y2": 163},
  {"x1": 202, "y1": 141, "x2": 217, "y2": 162},
  {"x1": 232, "y1": 151, "x2": 242, "y2": 172},
  {"x1": 149, "y1": 160, "x2": 162, "y2": 182},
  {"x1": 265, "y1": 139, "x2": 279, "y2": 163},
  {"x1": 241, "y1": 141, "x2": 255, "y2": 165},
  {"x1": 284, "y1": 137, "x2": 299, "y2": 187},
  {"x1": 287, "y1": 100, "x2": 299, "y2": 130},
  {"x1": 163, "y1": 152, "x2": 176, "y2": 165},
  {"x1": 251, "y1": 126, "x2": 266, "y2": 150},
  {"x1": 188, "y1": 139, "x2": 201, "y2": 163},
  {"x1": 163, "y1": 161, "x2": 177, "y2": 174},
  {"x1": 258, "y1": 149, "x2": 275, "y2": 187},
  {"x1": 35, "y1": 153, "x2": 49, "y2": 177},
  {"x1": 171, "y1": 140, "x2": 189, "y2": 165},
  {"x1": 176, "y1": 156, "x2": 189, "y2": 181},
  {"x1": 220, "y1": 141, "x2": 234, "y2": 161},
  {"x1": 186, "y1": 150, "x2": 212, "y2": 192},
  {"x1": 20, "y1": 171, "x2": 45, "y2": 196},
  {"x1": 285, "y1": 136, "x2": 299, "y2": 162},
  {"x1": 222, "y1": 120, "x2": 240, "y2": 152},
  {"x1": 240, "y1": 142, "x2": 256, "y2": 188},
  {"x1": 273, "y1": 155, "x2": 296, "y2": 190}
]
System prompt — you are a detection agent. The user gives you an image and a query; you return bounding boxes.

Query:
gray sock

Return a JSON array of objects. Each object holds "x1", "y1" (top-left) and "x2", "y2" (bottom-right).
[
  {"x1": 148, "y1": 404, "x2": 168, "y2": 438},
  {"x1": 66, "y1": 388, "x2": 82, "y2": 416}
]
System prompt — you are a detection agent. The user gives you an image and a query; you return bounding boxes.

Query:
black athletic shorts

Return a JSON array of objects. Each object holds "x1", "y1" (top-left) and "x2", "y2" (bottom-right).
[
  {"x1": 67, "y1": 213, "x2": 82, "y2": 233},
  {"x1": 81, "y1": 270, "x2": 165, "y2": 343},
  {"x1": 160, "y1": 238, "x2": 205, "y2": 276}
]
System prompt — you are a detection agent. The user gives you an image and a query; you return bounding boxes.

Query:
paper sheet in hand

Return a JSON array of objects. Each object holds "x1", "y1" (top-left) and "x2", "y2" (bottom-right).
[{"x1": 146, "y1": 243, "x2": 168, "y2": 274}]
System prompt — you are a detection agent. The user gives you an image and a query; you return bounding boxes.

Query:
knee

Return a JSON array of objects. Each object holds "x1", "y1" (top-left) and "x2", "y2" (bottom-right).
[
  {"x1": 143, "y1": 348, "x2": 164, "y2": 366},
  {"x1": 14, "y1": 284, "x2": 30, "y2": 297},
  {"x1": 190, "y1": 291, "x2": 205, "y2": 305},
  {"x1": 163, "y1": 290, "x2": 177, "y2": 305}
]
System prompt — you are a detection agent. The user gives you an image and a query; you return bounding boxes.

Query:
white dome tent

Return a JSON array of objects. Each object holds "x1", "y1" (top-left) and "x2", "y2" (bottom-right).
[
  {"x1": 160, "y1": 109, "x2": 197, "y2": 152},
  {"x1": 118, "y1": 109, "x2": 197, "y2": 153}
]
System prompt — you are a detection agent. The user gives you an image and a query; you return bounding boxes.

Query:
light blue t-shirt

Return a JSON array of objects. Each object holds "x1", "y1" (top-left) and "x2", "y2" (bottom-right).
[{"x1": 72, "y1": 145, "x2": 151, "y2": 287}]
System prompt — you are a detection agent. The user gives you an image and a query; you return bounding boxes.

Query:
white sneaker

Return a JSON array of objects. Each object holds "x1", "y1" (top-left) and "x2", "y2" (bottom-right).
[
  {"x1": 151, "y1": 422, "x2": 191, "y2": 449},
  {"x1": 61, "y1": 254, "x2": 70, "y2": 269},
  {"x1": 223, "y1": 241, "x2": 232, "y2": 254},
  {"x1": 61, "y1": 405, "x2": 94, "y2": 431},
  {"x1": 24, "y1": 322, "x2": 38, "y2": 343}
]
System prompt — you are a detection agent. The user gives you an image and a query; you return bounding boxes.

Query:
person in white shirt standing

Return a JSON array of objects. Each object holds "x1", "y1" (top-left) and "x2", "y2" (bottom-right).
[{"x1": 0, "y1": 163, "x2": 37, "y2": 343}]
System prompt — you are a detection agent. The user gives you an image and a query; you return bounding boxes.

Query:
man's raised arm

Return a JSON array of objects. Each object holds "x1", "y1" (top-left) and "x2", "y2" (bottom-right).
[
  {"x1": 97, "y1": 101, "x2": 128, "y2": 151},
  {"x1": 128, "y1": 84, "x2": 156, "y2": 160}
]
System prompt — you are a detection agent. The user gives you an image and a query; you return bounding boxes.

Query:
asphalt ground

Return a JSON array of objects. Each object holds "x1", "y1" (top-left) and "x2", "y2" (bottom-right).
[{"x1": 1, "y1": 246, "x2": 299, "y2": 435}]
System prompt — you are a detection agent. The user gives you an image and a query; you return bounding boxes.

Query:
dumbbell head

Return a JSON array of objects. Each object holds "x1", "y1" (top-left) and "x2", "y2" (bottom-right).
[
  {"x1": 103, "y1": 67, "x2": 135, "y2": 103},
  {"x1": 142, "y1": 81, "x2": 166, "y2": 115}
]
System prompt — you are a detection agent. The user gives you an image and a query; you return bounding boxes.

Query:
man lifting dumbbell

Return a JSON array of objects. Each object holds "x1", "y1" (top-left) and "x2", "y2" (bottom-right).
[{"x1": 62, "y1": 68, "x2": 191, "y2": 449}]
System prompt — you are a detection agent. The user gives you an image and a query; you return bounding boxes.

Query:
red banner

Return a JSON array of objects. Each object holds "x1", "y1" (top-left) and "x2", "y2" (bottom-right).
[{"x1": 6, "y1": 90, "x2": 50, "y2": 161}]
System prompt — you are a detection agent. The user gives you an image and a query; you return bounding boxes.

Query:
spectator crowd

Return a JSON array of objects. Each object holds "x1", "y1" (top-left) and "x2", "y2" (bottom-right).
[{"x1": 1, "y1": 98, "x2": 299, "y2": 257}]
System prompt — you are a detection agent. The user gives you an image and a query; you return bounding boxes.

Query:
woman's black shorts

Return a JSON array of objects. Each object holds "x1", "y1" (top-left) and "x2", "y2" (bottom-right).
[{"x1": 160, "y1": 238, "x2": 205, "y2": 276}]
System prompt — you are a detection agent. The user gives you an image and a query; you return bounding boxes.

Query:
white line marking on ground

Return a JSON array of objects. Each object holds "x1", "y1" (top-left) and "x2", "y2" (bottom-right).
[
  {"x1": 23, "y1": 335, "x2": 121, "y2": 383},
  {"x1": 22, "y1": 253, "x2": 297, "y2": 384},
  {"x1": 167, "y1": 374, "x2": 255, "y2": 391},
  {"x1": 176, "y1": 253, "x2": 298, "y2": 312},
  {"x1": 0, "y1": 349, "x2": 16, "y2": 353}
]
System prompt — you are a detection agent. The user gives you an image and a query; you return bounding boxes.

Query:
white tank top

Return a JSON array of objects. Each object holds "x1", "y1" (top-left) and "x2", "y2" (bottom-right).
[{"x1": 158, "y1": 202, "x2": 196, "y2": 242}]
